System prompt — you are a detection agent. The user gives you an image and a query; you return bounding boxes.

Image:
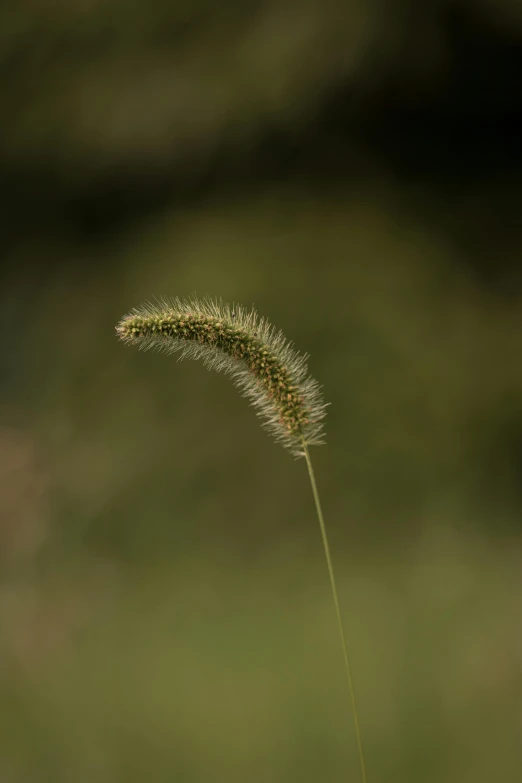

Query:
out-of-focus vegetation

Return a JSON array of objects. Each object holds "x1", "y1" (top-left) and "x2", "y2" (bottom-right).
[{"x1": 2, "y1": 1, "x2": 522, "y2": 781}]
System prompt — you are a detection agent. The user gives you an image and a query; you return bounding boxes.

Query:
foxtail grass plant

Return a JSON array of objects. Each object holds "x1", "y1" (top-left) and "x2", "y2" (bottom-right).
[{"x1": 116, "y1": 297, "x2": 367, "y2": 782}]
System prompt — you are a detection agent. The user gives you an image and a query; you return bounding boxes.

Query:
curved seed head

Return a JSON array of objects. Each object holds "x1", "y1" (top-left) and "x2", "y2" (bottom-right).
[{"x1": 116, "y1": 297, "x2": 327, "y2": 457}]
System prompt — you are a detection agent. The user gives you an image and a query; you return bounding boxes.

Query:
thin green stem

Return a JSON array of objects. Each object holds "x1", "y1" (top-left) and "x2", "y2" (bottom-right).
[{"x1": 301, "y1": 438, "x2": 368, "y2": 783}]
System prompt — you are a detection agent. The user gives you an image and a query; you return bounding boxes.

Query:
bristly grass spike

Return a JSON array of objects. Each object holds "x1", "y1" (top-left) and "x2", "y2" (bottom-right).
[{"x1": 116, "y1": 297, "x2": 327, "y2": 458}]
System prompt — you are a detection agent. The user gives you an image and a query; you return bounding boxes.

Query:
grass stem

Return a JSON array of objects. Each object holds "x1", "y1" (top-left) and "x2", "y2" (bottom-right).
[{"x1": 301, "y1": 438, "x2": 368, "y2": 783}]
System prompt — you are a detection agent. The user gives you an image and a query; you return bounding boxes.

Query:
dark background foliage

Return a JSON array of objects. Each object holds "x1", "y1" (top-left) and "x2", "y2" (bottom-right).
[{"x1": 1, "y1": 2, "x2": 522, "y2": 780}]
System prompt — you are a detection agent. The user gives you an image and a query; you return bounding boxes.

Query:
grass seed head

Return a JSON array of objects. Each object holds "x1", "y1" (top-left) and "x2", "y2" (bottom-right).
[{"x1": 116, "y1": 297, "x2": 327, "y2": 457}]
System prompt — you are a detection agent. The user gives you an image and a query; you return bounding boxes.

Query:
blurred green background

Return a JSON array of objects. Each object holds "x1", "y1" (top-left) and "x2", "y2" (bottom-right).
[{"x1": 2, "y1": 2, "x2": 522, "y2": 781}]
